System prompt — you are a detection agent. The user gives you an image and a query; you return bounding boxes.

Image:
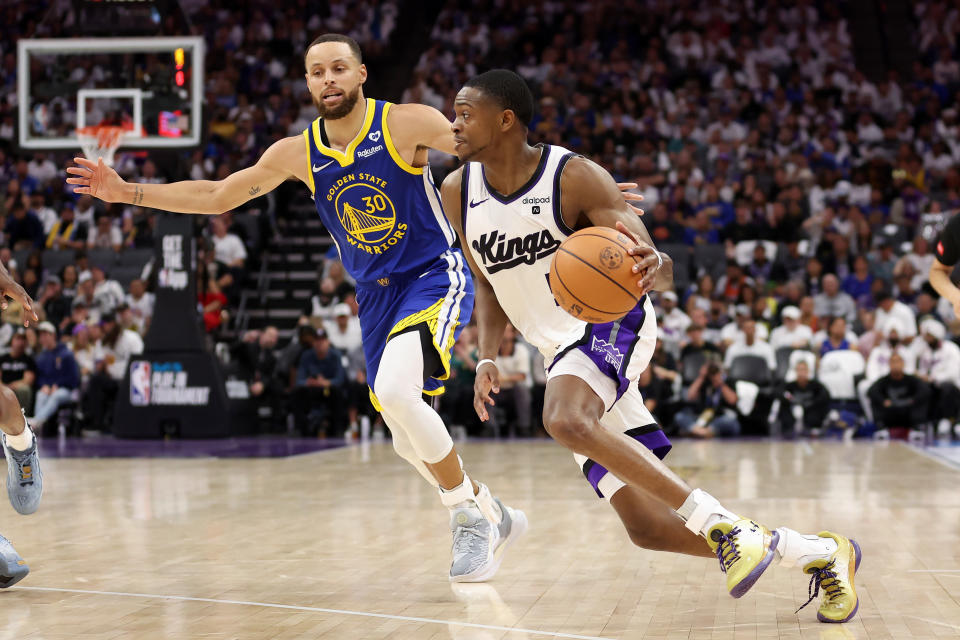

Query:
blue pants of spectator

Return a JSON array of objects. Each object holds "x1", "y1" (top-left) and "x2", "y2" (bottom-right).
[
  {"x1": 33, "y1": 387, "x2": 73, "y2": 425},
  {"x1": 673, "y1": 408, "x2": 741, "y2": 437}
]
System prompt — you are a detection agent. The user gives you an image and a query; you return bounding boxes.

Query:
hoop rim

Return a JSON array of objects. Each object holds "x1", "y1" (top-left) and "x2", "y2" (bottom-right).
[{"x1": 76, "y1": 123, "x2": 135, "y2": 148}]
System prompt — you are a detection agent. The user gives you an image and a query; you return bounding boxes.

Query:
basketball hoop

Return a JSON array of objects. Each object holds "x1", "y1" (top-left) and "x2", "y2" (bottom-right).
[{"x1": 76, "y1": 124, "x2": 134, "y2": 167}]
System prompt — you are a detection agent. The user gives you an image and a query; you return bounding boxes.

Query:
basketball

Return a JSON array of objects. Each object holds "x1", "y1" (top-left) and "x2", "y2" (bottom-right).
[{"x1": 548, "y1": 227, "x2": 641, "y2": 324}]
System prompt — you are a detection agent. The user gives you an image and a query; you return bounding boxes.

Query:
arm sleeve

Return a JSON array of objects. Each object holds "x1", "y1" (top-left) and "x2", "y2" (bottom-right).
[{"x1": 935, "y1": 213, "x2": 960, "y2": 266}]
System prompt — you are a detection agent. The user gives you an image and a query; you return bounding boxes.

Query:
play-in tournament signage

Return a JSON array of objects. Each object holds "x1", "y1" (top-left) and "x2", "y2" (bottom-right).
[{"x1": 114, "y1": 214, "x2": 234, "y2": 438}]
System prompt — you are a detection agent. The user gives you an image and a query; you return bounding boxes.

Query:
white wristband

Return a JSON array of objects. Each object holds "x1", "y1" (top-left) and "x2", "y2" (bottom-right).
[
  {"x1": 476, "y1": 358, "x2": 498, "y2": 373},
  {"x1": 654, "y1": 249, "x2": 663, "y2": 269}
]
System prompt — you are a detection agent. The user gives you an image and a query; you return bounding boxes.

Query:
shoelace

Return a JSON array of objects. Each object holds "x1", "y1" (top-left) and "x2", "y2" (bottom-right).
[
  {"x1": 452, "y1": 524, "x2": 487, "y2": 557},
  {"x1": 713, "y1": 527, "x2": 741, "y2": 573},
  {"x1": 9, "y1": 451, "x2": 34, "y2": 486},
  {"x1": 795, "y1": 559, "x2": 843, "y2": 613}
]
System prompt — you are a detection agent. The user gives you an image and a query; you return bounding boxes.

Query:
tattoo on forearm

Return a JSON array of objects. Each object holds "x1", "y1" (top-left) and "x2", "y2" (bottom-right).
[
  {"x1": 133, "y1": 186, "x2": 144, "y2": 206},
  {"x1": 249, "y1": 185, "x2": 261, "y2": 196}
]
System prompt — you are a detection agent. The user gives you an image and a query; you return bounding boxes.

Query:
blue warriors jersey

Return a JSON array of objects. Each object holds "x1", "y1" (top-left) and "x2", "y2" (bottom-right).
[{"x1": 303, "y1": 98, "x2": 457, "y2": 284}]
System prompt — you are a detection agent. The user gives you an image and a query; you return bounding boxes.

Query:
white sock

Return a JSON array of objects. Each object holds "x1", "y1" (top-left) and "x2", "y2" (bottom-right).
[
  {"x1": 4, "y1": 426, "x2": 34, "y2": 452},
  {"x1": 775, "y1": 528, "x2": 838, "y2": 569},
  {"x1": 439, "y1": 473, "x2": 477, "y2": 510},
  {"x1": 676, "y1": 488, "x2": 738, "y2": 536}
]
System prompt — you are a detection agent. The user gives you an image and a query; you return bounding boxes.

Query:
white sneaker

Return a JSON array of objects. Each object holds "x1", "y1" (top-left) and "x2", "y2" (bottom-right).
[
  {"x1": 448, "y1": 505, "x2": 499, "y2": 583},
  {"x1": 448, "y1": 498, "x2": 528, "y2": 583}
]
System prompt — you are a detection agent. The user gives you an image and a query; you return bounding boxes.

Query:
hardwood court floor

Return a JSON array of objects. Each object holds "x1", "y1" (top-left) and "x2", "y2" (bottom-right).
[{"x1": 2, "y1": 438, "x2": 959, "y2": 639}]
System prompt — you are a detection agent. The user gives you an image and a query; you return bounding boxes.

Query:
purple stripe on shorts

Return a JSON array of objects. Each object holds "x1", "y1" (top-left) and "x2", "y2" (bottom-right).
[
  {"x1": 634, "y1": 429, "x2": 672, "y2": 460},
  {"x1": 584, "y1": 427, "x2": 672, "y2": 497},
  {"x1": 585, "y1": 462, "x2": 608, "y2": 497}
]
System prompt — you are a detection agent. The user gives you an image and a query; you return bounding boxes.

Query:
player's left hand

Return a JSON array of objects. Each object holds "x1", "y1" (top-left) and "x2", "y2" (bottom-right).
[
  {"x1": 0, "y1": 271, "x2": 38, "y2": 327},
  {"x1": 616, "y1": 183, "x2": 644, "y2": 216},
  {"x1": 615, "y1": 221, "x2": 659, "y2": 295}
]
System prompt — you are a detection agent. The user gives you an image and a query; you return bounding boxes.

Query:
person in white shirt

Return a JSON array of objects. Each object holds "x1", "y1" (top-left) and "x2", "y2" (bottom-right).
[
  {"x1": 84, "y1": 312, "x2": 144, "y2": 433},
  {"x1": 210, "y1": 215, "x2": 248, "y2": 267},
  {"x1": 490, "y1": 324, "x2": 532, "y2": 437},
  {"x1": 916, "y1": 319, "x2": 960, "y2": 435},
  {"x1": 900, "y1": 237, "x2": 936, "y2": 292},
  {"x1": 769, "y1": 306, "x2": 813, "y2": 351},
  {"x1": 26, "y1": 152, "x2": 58, "y2": 183},
  {"x1": 324, "y1": 303, "x2": 362, "y2": 354},
  {"x1": 724, "y1": 318, "x2": 776, "y2": 372},
  {"x1": 720, "y1": 304, "x2": 769, "y2": 346},
  {"x1": 210, "y1": 215, "x2": 247, "y2": 301},
  {"x1": 875, "y1": 290, "x2": 918, "y2": 338},
  {"x1": 90, "y1": 265, "x2": 125, "y2": 314},
  {"x1": 658, "y1": 291, "x2": 691, "y2": 358},
  {"x1": 124, "y1": 278, "x2": 155, "y2": 335},
  {"x1": 87, "y1": 214, "x2": 123, "y2": 251},
  {"x1": 28, "y1": 192, "x2": 58, "y2": 235}
]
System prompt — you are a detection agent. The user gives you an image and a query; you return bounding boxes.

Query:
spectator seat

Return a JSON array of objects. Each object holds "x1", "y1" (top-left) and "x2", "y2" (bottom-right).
[{"x1": 728, "y1": 354, "x2": 772, "y2": 387}]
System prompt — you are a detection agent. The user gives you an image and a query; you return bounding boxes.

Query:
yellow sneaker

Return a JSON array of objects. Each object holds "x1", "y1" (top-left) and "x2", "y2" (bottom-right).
[
  {"x1": 797, "y1": 532, "x2": 861, "y2": 623},
  {"x1": 706, "y1": 518, "x2": 780, "y2": 598}
]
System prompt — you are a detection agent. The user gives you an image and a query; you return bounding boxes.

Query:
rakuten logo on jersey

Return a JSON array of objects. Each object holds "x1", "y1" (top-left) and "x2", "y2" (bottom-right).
[
  {"x1": 357, "y1": 145, "x2": 384, "y2": 159},
  {"x1": 472, "y1": 229, "x2": 560, "y2": 274}
]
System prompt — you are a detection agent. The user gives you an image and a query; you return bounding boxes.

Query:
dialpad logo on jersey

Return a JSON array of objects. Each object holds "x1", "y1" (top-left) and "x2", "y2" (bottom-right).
[
  {"x1": 591, "y1": 336, "x2": 624, "y2": 369},
  {"x1": 129, "y1": 361, "x2": 211, "y2": 406},
  {"x1": 472, "y1": 229, "x2": 561, "y2": 274},
  {"x1": 327, "y1": 173, "x2": 407, "y2": 254},
  {"x1": 522, "y1": 196, "x2": 549, "y2": 215}
]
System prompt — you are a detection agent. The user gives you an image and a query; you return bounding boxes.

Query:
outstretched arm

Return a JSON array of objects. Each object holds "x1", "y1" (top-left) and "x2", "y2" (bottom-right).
[
  {"x1": 66, "y1": 135, "x2": 307, "y2": 215},
  {"x1": 559, "y1": 156, "x2": 673, "y2": 295}
]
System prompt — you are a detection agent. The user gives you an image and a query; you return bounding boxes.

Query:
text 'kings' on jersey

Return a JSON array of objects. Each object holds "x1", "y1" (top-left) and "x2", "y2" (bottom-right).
[
  {"x1": 462, "y1": 144, "x2": 656, "y2": 363},
  {"x1": 304, "y1": 99, "x2": 457, "y2": 284}
]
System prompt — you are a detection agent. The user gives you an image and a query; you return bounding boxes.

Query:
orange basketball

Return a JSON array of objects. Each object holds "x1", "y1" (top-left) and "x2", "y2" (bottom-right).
[{"x1": 548, "y1": 227, "x2": 641, "y2": 324}]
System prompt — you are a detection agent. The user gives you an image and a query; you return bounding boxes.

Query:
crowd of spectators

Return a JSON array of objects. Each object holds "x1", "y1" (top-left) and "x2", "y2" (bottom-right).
[
  {"x1": 1, "y1": 1, "x2": 960, "y2": 439},
  {"x1": 406, "y1": 0, "x2": 960, "y2": 440}
]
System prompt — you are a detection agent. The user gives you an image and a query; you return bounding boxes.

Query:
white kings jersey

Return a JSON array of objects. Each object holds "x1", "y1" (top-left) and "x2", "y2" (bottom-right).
[{"x1": 462, "y1": 144, "x2": 657, "y2": 362}]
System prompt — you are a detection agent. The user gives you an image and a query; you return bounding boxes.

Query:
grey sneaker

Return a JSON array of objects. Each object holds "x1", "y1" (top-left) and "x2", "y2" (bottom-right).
[
  {"x1": 0, "y1": 534, "x2": 28, "y2": 587},
  {"x1": 448, "y1": 506, "x2": 498, "y2": 583},
  {"x1": 491, "y1": 497, "x2": 528, "y2": 564},
  {"x1": 3, "y1": 428, "x2": 43, "y2": 515}
]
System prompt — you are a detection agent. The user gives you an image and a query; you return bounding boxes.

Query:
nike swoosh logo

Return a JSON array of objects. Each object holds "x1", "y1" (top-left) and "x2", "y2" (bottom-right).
[
  {"x1": 469, "y1": 198, "x2": 489, "y2": 208},
  {"x1": 313, "y1": 161, "x2": 335, "y2": 172}
]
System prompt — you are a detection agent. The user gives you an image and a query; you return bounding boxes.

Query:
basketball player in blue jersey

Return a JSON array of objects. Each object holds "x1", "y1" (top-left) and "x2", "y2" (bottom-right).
[
  {"x1": 67, "y1": 33, "x2": 530, "y2": 583},
  {"x1": 0, "y1": 264, "x2": 43, "y2": 587},
  {"x1": 440, "y1": 70, "x2": 861, "y2": 623}
]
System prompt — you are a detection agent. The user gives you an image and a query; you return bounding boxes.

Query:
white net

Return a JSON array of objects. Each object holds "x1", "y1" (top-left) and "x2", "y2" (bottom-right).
[{"x1": 76, "y1": 126, "x2": 130, "y2": 167}]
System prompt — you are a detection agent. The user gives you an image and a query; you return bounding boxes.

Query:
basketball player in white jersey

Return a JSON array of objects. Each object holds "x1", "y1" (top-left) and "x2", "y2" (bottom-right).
[
  {"x1": 0, "y1": 264, "x2": 43, "y2": 587},
  {"x1": 440, "y1": 70, "x2": 861, "y2": 623}
]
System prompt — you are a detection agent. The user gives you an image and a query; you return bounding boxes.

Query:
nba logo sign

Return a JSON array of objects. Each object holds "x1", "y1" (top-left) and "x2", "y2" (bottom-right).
[{"x1": 129, "y1": 361, "x2": 151, "y2": 406}]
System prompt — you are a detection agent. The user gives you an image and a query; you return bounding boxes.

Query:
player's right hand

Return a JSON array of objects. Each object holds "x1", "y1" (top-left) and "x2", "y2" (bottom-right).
[
  {"x1": 474, "y1": 361, "x2": 501, "y2": 421},
  {"x1": 0, "y1": 269, "x2": 38, "y2": 327},
  {"x1": 66, "y1": 157, "x2": 127, "y2": 202}
]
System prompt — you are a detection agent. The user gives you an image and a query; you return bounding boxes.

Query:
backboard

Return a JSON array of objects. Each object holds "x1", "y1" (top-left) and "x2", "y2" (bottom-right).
[{"x1": 17, "y1": 37, "x2": 204, "y2": 151}]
